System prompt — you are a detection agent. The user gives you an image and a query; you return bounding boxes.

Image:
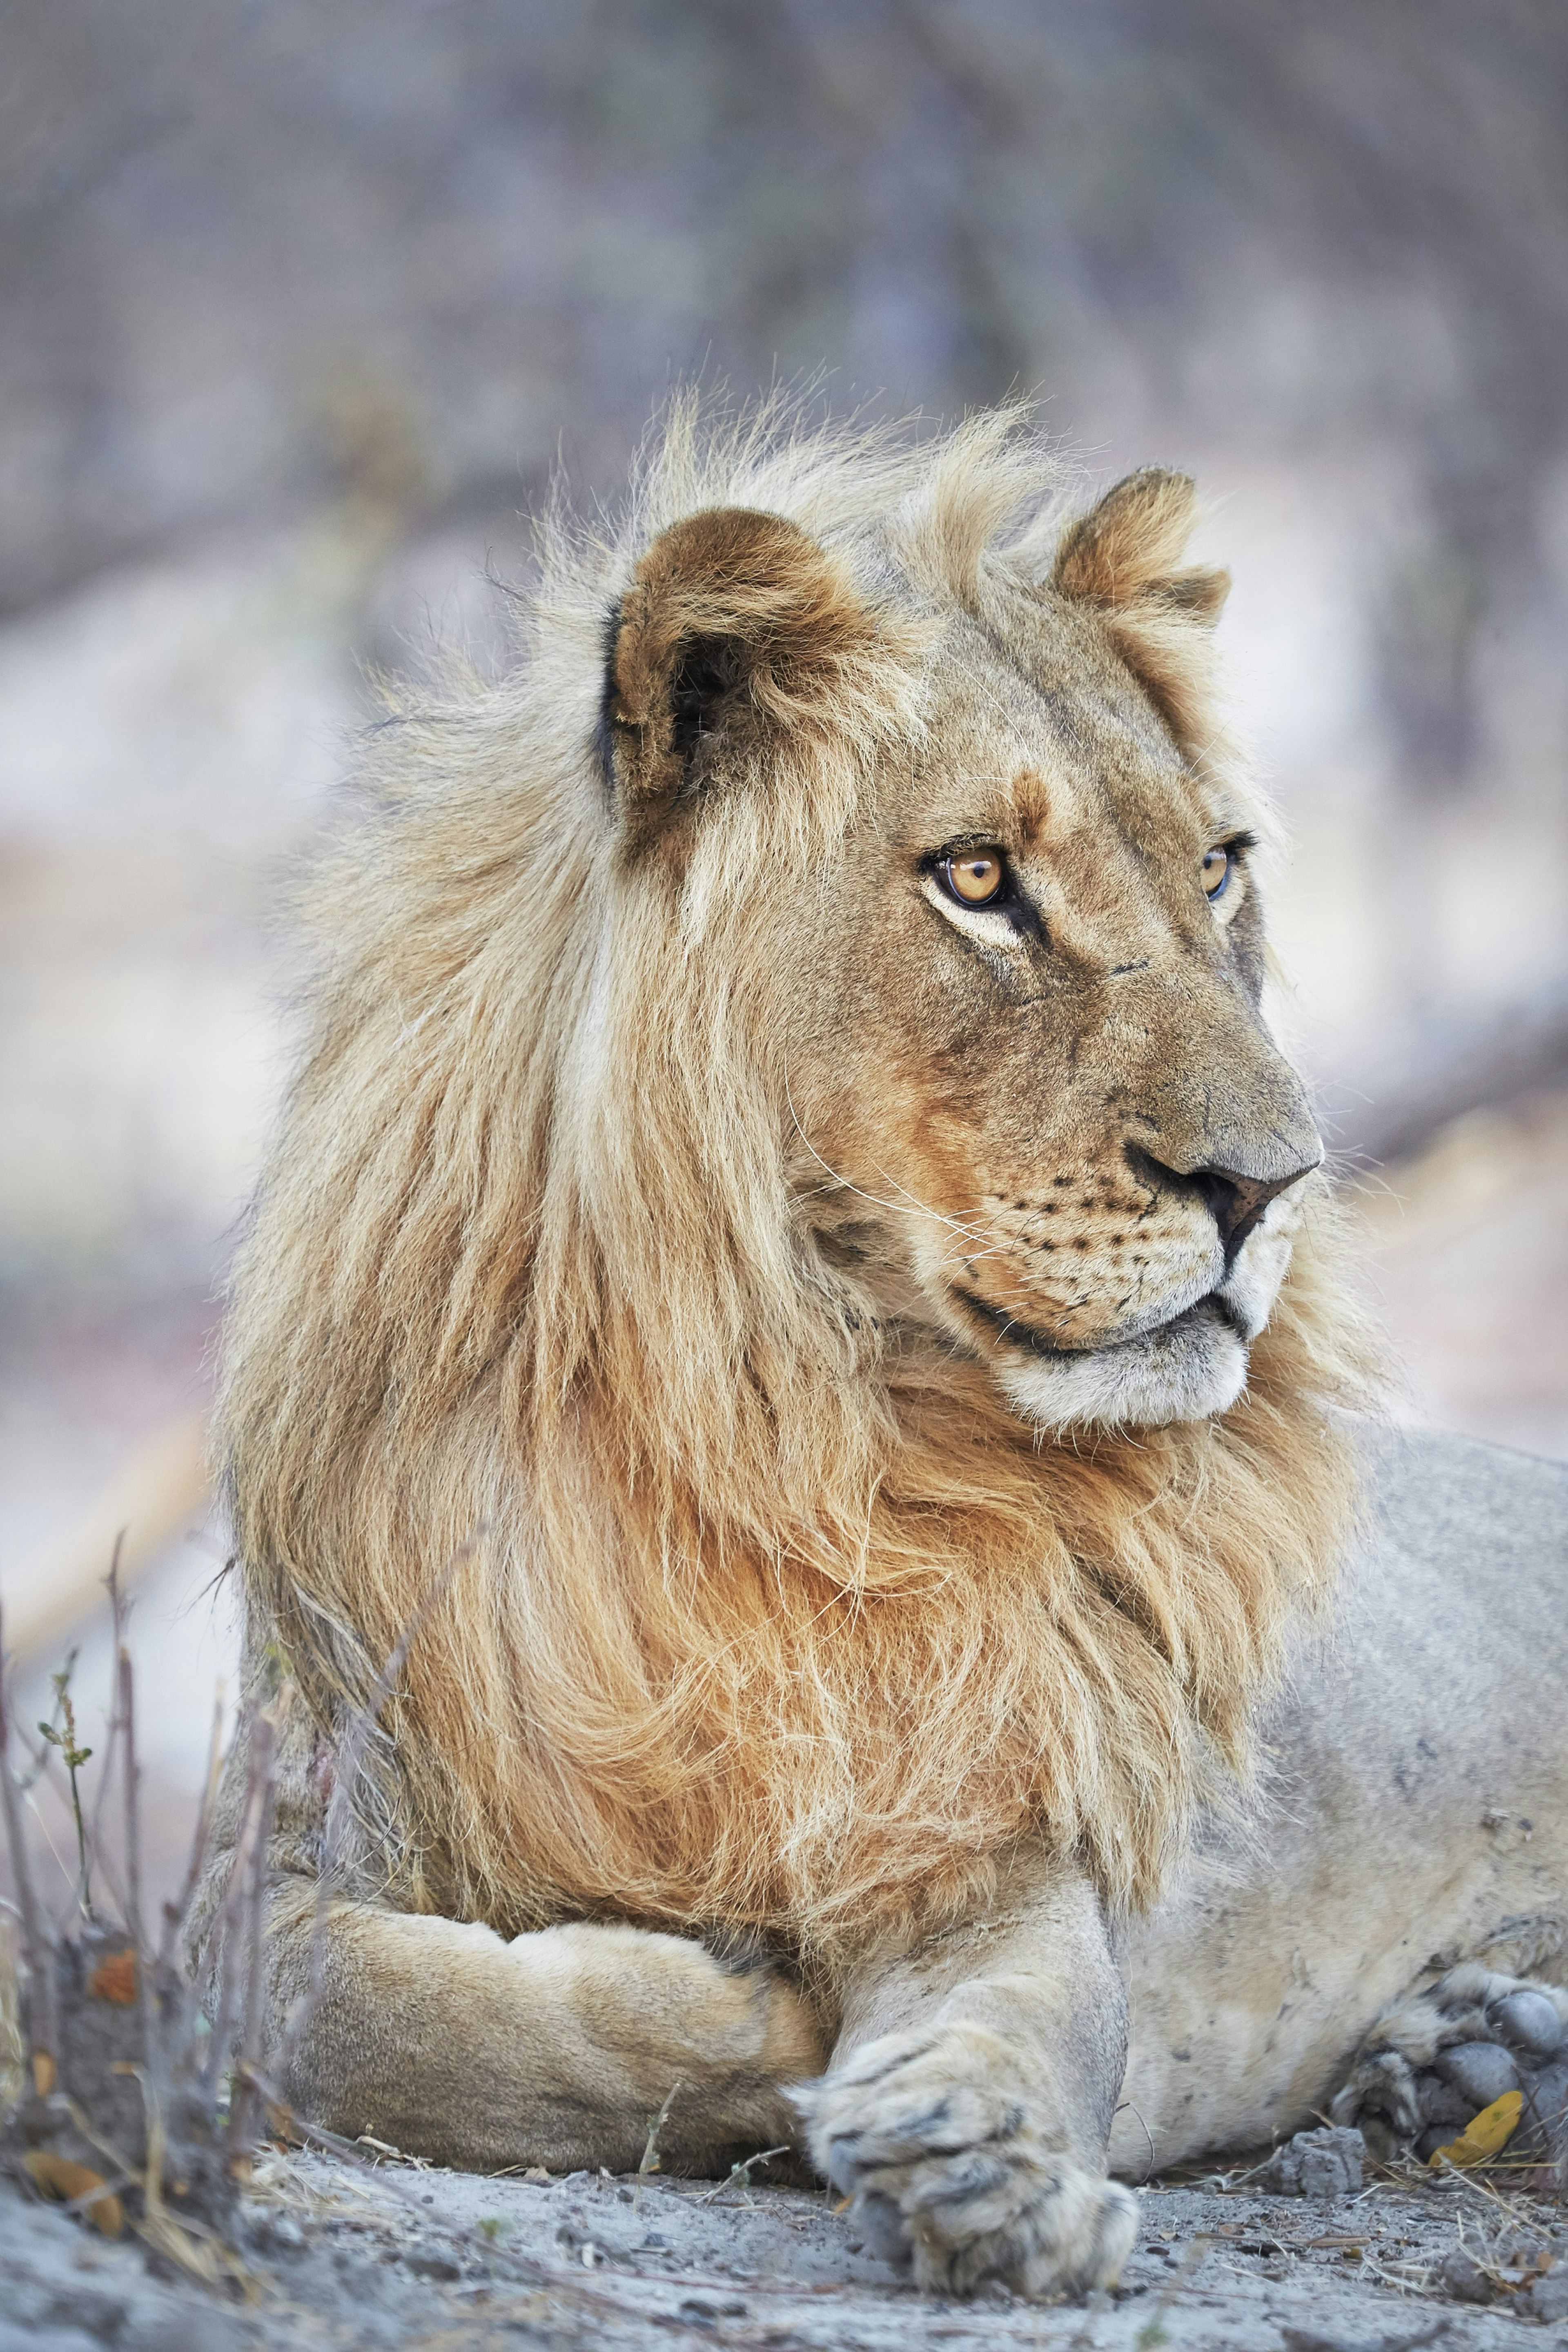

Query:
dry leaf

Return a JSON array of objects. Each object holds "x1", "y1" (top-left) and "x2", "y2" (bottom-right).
[
  {"x1": 1429, "y1": 2088, "x2": 1523, "y2": 2169},
  {"x1": 22, "y1": 2150, "x2": 125, "y2": 2238},
  {"x1": 87, "y1": 1949, "x2": 138, "y2": 2004}
]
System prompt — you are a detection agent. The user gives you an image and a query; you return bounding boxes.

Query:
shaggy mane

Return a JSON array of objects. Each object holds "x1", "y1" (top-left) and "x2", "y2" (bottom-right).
[{"x1": 222, "y1": 394, "x2": 1372, "y2": 1988}]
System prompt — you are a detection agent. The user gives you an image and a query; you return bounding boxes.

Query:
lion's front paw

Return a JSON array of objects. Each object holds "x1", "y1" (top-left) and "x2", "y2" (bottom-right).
[{"x1": 792, "y1": 2024, "x2": 1138, "y2": 2300}]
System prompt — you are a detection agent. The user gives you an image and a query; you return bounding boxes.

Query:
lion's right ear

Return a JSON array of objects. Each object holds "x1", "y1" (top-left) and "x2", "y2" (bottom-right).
[
  {"x1": 1052, "y1": 470, "x2": 1229, "y2": 756},
  {"x1": 598, "y1": 507, "x2": 882, "y2": 813},
  {"x1": 1052, "y1": 468, "x2": 1228, "y2": 621}
]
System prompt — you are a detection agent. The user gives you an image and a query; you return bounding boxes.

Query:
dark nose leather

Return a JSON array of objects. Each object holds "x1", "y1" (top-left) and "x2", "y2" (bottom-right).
[
  {"x1": 1188, "y1": 1161, "x2": 1312, "y2": 1263},
  {"x1": 1118, "y1": 984, "x2": 1323, "y2": 1263},
  {"x1": 1127, "y1": 1141, "x2": 1319, "y2": 1265}
]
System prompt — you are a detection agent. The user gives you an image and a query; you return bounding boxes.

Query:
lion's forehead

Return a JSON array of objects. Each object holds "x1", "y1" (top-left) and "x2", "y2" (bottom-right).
[{"x1": 913, "y1": 628, "x2": 1213, "y2": 852}]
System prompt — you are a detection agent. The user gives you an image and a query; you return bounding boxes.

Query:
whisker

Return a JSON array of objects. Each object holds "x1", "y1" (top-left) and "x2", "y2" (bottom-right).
[{"x1": 782, "y1": 1071, "x2": 999, "y2": 1249}]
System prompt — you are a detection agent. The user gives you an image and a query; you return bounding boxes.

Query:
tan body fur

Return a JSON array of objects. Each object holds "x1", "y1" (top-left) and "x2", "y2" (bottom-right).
[{"x1": 193, "y1": 400, "x2": 1568, "y2": 2298}]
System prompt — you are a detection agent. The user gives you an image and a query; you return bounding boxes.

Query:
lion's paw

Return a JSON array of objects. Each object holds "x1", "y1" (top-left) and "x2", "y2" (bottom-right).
[
  {"x1": 792, "y1": 2023, "x2": 1138, "y2": 2300},
  {"x1": 1331, "y1": 1962, "x2": 1568, "y2": 2164}
]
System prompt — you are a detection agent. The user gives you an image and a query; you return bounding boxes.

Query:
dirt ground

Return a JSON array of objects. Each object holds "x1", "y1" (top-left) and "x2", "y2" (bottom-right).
[{"x1": 6, "y1": 2140, "x2": 1568, "y2": 2352}]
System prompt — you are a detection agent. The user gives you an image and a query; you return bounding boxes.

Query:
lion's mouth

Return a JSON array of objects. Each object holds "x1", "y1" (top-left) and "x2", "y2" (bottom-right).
[{"x1": 951, "y1": 1286, "x2": 1248, "y2": 1361}]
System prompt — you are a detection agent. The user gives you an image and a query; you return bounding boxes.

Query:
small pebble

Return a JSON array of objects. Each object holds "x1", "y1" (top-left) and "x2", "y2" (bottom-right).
[
  {"x1": 1439, "y1": 2247, "x2": 1494, "y2": 2304},
  {"x1": 1259, "y1": 2125, "x2": 1364, "y2": 2198},
  {"x1": 1524, "y1": 2267, "x2": 1568, "y2": 2323}
]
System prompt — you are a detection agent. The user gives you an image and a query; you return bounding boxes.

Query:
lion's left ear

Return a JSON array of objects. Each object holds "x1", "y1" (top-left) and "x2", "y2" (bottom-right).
[
  {"x1": 600, "y1": 506, "x2": 883, "y2": 815},
  {"x1": 1052, "y1": 470, "x2": 1229, "y2": 753}
]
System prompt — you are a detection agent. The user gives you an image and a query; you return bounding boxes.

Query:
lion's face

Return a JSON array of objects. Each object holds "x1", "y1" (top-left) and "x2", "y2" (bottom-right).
[
  {"x1": 782, "y1": 606, "x2": 1320, "y2": 1432},
  {"x1": 606, "y1": 481, "x2": 1321, "y2": 1433}
]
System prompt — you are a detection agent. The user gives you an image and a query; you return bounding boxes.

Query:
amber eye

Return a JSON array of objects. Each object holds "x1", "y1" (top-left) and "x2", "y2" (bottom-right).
[
  {"x1": 939, "y1": 849, "x2": 1006, "y2": 906},
  {"x1": 1201, "y1": 844, "x2": 1233, "y2": 901}
]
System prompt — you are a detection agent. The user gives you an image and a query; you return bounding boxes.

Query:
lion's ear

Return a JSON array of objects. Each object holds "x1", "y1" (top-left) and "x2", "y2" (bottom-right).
[
  {"x1": 1053, "y1": 469, "x2": 1228, "y2": 621},
  {"x1": 1052, "y1": 470, "x2": 1229, "y2": 754},
  {"x1": 600, "y1": 506, "x2": 881, "y2": 810}
]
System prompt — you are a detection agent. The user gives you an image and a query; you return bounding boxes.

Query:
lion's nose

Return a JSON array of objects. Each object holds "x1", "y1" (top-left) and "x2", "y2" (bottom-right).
[
  {"x1": 1188, "y1": 1161, "x2": 1314, "y2": 1264},
  {"x1": 1128, "y1": 1138, "x2": 1320, "y2": 1265},
  {"x1": 1124, "y1": 1007, "x2": 1324, "y2": 1263}
]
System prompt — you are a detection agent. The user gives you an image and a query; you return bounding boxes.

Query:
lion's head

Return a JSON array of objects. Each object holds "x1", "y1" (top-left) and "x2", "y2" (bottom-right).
[
  {"x1": 224, "y1": 400, "x2": 1372, "y2": 1972},
  {"x1": 602, "y1": 474, "x2": 1319, "y2": 1437}
]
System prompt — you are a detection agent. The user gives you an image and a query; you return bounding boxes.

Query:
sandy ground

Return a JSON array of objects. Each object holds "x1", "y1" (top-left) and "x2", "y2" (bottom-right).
[{"x1": 5, "y1": 2141, "x2": 1568, "y2": 2351}]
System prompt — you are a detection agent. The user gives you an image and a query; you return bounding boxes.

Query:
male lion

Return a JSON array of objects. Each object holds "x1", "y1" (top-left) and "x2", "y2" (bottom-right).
[{"x1": 195, "y1": 401, "x2": 1568, "y2": 2301}]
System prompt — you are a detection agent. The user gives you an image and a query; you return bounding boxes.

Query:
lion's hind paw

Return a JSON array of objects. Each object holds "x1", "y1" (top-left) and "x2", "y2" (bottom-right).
[
  {"x1": 1332, "y1": 1962, "x2": 1568, "y2": 2164},
  {"x1": 792, "y1": 2023, "x2": 1138, "y2": 2300}
]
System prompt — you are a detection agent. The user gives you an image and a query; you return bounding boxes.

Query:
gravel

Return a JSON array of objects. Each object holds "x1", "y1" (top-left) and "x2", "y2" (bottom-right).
[{"x1": 5, "y1": 2140, "x2": 1568, "y2": 2350}]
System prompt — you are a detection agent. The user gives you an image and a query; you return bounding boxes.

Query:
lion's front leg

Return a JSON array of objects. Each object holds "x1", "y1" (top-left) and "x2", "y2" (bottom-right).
[
  {"x1": 793, "y1": 1861, "x2": 1138, "y2": 2300},
  {"x1": 186, "y1": 1671, "x2": 827, "y2": 2176}
]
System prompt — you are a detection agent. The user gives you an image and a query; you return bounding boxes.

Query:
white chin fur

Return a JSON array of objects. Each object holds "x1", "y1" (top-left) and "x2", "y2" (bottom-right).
[
  {"x1": 995, "y1": 1299, "x2": 1249, "y2": 1434},
  {"x1": 991, "y1": 1189, "x2": 1306, "y2": 1433},
  {"x1": 1216, "y1": 1181, "x2": 1306, "y2": 1342}
]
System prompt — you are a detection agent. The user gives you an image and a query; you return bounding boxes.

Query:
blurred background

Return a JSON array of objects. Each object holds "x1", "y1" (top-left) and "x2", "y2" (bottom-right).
[{"x1": 3, "y1": 0, "x2": 1566, "y2": 1910}]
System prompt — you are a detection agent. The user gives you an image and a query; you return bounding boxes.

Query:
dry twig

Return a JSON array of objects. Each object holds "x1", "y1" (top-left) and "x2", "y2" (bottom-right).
[
  {"x1": 0, "y1": 1597, "x2": 59, "y2": 2095},
  {"x1": 160, "y1": 1685, "x2": 226, "y2": 1974},
  {"x1": 226, "y1": 1707, "x2": 279, "y2": 2157},
  {"x1": 290, "y1": 1526, "x2": 488, "y2": 2069}
]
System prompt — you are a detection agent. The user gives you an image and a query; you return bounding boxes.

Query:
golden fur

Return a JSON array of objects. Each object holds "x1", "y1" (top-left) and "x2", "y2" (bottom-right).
[{"x1": 220, "y1": 396, "x2": 1371, "y2": 1990}]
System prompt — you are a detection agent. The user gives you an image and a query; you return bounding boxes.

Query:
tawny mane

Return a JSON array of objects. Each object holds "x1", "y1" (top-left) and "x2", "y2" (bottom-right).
[{"x1": 222, "y1": 396, "x2": 1370, "y2": 1988}]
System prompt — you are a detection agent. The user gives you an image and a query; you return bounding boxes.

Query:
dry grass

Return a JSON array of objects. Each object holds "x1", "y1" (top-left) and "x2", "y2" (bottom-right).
[{"x1": 0, "y1": 1555, "x2": 723, "y2": 2339}]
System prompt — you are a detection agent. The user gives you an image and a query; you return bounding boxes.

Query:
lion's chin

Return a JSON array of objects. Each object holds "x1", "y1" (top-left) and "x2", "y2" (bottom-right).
[{"x1": 989, "y1": 1296, "x2": 1250, "y2": 1434}]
